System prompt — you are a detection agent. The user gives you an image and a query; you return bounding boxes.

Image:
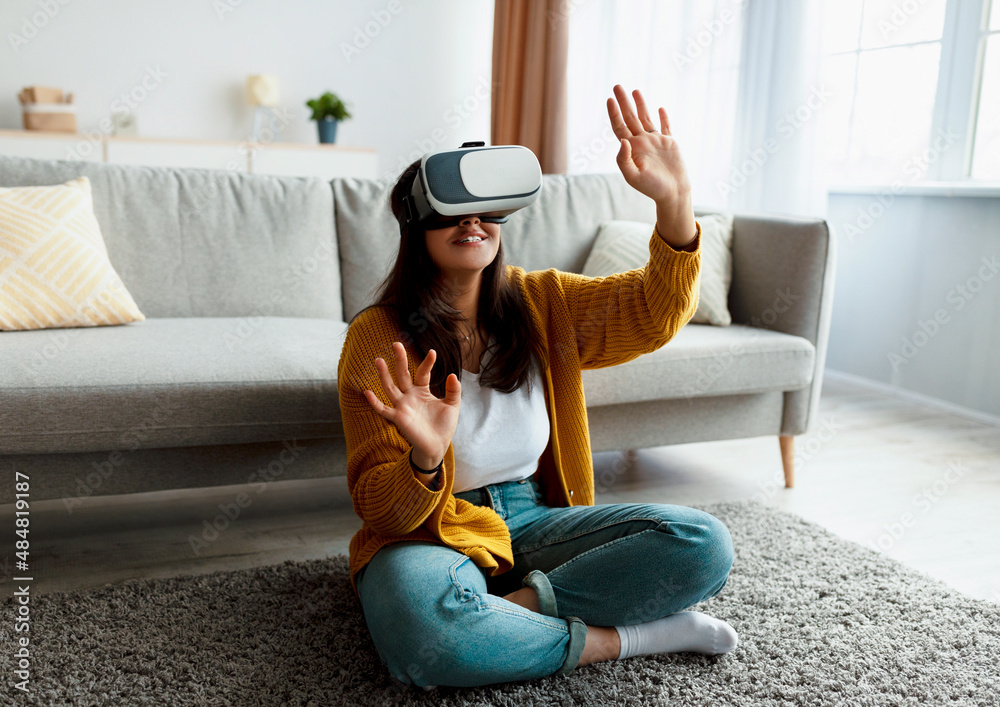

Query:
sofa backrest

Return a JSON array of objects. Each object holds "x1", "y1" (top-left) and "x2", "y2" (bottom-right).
[
  {"x1": 0, "y1": 154, "x2": 342, "y2": 321},
  {"x1": 1, "y1": 153, "x2": 728, "y2": 327},
  {"x1": 332, "y1": 172, "x2": 665, "y2": 323}
]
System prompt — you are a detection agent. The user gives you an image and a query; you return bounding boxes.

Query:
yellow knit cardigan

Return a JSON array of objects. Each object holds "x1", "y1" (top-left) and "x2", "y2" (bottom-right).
[{"x1": 337, "y1": 222, "x2": 702, "y2": 596}]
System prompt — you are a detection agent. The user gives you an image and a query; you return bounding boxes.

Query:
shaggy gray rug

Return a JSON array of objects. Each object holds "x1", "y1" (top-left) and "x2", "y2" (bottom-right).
[{"x1": 2, "y1": 499, "x2": 998, "y2": 706}]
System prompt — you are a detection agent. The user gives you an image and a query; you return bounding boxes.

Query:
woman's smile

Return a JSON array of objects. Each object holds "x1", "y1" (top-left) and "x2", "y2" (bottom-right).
[
  {"x1": 452, "y1": 229, "x2": 490, "y2": 247},
  {"x1": 453, "y1": 235, "x2": 487, "y2": 246}
]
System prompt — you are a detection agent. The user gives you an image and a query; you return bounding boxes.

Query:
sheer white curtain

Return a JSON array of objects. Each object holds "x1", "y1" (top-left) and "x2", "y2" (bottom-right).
[
  {"x1": 567, "y1": 0, "x2": 829, "y2": 218},
  {"x1": 566, "y1": 0, "x2": 744, "y2": 206},
  {"x1": 728, "y1": 0, "x2": 829, "y2": 217}
]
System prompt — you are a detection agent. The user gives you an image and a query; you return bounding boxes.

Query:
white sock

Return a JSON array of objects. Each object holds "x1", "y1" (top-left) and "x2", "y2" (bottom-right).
[{"x1": 614, "y1": 611, "x2": 739, "y2": 659}]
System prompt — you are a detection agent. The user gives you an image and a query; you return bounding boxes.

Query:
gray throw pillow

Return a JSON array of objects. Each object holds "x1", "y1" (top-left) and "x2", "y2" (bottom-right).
[{"x1": 581, "y1": 214, "x2": 735, "y2": 326}]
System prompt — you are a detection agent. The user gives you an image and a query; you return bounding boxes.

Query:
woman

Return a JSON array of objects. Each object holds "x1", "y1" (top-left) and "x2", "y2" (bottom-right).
[{"x1": 337, "y1": 85, "x2": 737, "y2": 690}]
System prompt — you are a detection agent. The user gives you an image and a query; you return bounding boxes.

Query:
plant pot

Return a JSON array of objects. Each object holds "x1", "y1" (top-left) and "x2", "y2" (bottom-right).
[{"x1": 317, "y1": 119, "x2": 339, "y2": 144}]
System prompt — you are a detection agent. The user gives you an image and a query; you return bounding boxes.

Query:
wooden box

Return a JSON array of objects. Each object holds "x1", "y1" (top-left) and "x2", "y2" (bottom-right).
[{"x1": 18, "y1": 86, "x2": 77, "y2": 133}]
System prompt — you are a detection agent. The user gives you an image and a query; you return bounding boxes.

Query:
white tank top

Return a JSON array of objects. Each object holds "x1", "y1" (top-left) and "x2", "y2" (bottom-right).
[{"x1": 451, "y1": 338, "x2": 550, "y2": 493}]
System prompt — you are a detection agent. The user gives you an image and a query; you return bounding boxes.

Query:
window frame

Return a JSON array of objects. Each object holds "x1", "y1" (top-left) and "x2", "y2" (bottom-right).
[
  {"x1": 930, "y1": 0, "x2": 992, "y2": 181},
  {"x1": 829, "y1": 0, "x2": 1000, "y2": 193}
]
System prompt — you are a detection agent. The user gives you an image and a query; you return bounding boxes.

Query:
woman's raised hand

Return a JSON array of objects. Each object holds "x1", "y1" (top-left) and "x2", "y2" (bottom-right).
[
  {"x1": 363, "y1": 342, "x2": 461, "y2": 469},
  {"x1": 607, "y1": 84, "x2": 696, "y2": 247}
]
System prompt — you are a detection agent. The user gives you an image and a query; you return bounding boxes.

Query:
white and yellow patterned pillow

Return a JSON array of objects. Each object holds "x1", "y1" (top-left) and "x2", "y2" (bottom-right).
[
  {"x1": 0, "y1": 176, "x2": 144, "y2": 331},
  {"x1": 582, "y1": 214, "x2": 736, "y2": 326}
]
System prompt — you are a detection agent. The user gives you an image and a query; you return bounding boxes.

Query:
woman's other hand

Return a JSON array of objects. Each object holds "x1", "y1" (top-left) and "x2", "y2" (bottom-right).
[
  {"x1": 364, "y1": 342, "x2": 460, "y2": 470},
  {"x1": 606, "y1": 84, "x2": 697, "y2": 248}
]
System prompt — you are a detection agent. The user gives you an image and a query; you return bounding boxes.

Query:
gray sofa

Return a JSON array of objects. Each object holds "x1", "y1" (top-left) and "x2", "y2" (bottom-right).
[{"x1": 0, "y1": 153, "x2": 835, "y2": 505}]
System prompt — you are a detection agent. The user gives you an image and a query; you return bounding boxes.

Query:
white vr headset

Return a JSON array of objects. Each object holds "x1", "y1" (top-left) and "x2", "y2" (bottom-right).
[{"x1": 402, "y1": 142, "x2": 542, "y2": 227}]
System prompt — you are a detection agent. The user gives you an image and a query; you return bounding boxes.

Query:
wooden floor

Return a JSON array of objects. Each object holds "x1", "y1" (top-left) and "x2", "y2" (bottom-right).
[{"x1": 6, "y1": 372, "x2": 1000, "y2": 603}]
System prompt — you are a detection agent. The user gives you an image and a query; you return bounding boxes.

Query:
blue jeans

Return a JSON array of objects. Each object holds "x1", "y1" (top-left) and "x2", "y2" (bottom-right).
[{"x1": 355, "y1": 475, "x2": 734, "y2": 690}]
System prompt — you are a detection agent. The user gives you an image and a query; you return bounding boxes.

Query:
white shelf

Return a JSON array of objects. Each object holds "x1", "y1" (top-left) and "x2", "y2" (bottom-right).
[
  {"x1": 0, "y1": 130, "x2": 103, "y2": 162},
  {"x1": 0, "y1": 130, "x2": 377, "y2": 179},
  {"x1": 105, "y1": 138, "x2": 250, "y2": 172}
]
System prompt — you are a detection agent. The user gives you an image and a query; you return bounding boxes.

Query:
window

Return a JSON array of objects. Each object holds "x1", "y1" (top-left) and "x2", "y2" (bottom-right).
[
  {"x1": 824, "y1": 0, "x2": 999, "y2": 185},
  {"x1": 971, "y1": 0, "x2": 1000, "y2": 177},
  {"x1": 821, "y1": 0, "x2": 948, "y2": 184},
  {"x1": 566, "y1": 0, "x2": 744, "y2": 205}
]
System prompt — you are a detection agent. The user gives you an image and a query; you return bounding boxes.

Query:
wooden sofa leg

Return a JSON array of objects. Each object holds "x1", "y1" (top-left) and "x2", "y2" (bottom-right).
[{"x1": 779, "y1": 435, "x2": 794, "y2": 488}]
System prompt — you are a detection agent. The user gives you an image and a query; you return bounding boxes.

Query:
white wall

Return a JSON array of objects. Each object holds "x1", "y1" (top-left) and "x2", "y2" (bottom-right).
[
  {"x1": 0, "y1": 0, "x2": 494, "y2": 183},
  {"x1": 9, "y1": 2, "x2": 996, "y2": 418},
  {"x1": 825, "y1": 192, "x2": 1000, "y2": 418}
]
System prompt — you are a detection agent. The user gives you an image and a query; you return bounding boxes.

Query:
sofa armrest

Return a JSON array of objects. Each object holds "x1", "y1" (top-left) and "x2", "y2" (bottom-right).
[{"x1": 726, "y1": 213, "x2": 838, "y2": 436}]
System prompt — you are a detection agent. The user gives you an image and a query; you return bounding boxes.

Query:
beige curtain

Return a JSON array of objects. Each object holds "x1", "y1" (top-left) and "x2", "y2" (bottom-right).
[{"x1": 491, "y1": 0, "x2": 568, "y2": 174}]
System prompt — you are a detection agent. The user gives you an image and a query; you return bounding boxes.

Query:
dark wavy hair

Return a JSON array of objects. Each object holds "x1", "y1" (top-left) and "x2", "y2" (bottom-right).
[{"x1": 348, "y1": 160, "x2": 543, "y2": 399}]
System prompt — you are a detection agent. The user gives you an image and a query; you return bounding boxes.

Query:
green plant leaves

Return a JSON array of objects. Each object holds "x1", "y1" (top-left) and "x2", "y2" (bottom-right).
[{"x1": 305, "y1": 91, "x2": 352, "y2": 122}]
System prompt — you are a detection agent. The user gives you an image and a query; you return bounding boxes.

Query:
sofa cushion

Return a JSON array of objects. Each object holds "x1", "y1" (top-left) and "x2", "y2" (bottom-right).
[
  {"x1": 330, "y1": 178, "x2": 397, "y2": 324},
  {"x1": 0, "y1": 154, "x2": 342, "y2": 321},
  {"x1": 582, "y1": 214, "x2": 736, "y2": 326},
  {"x1": 0, "y1": 317, "x2": 346, "y2": 455},
  {"x1": 1, "y1": 176, "x2": 145, "y2": 330},
  {"x1": 581, "y1": 323, "x2": 815, "y2": 406}
]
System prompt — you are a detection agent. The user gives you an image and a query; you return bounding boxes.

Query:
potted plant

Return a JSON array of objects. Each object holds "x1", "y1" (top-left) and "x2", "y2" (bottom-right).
[{"x1": 306, "y1": 91, "x2": 352, "y2": 144}]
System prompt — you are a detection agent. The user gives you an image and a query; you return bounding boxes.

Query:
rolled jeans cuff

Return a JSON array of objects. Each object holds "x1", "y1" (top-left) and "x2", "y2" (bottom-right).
[
  {"x1": 556, "y1": 616, "x2": 588, "y2": 676},
  {"x1": 522, "y1": 569, "x2": 559, "y2": 618}
]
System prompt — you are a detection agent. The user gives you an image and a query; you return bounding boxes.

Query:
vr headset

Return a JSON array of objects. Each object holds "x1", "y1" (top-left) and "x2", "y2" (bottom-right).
[{"x1": 402, "y1": 141, "x2": 542, "y2": 228}]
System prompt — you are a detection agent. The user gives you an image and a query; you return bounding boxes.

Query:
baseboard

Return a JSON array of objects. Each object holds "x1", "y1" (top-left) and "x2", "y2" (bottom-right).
[{"x1": 824, "y1": 368, "x2": 1000, "y2": 428}]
